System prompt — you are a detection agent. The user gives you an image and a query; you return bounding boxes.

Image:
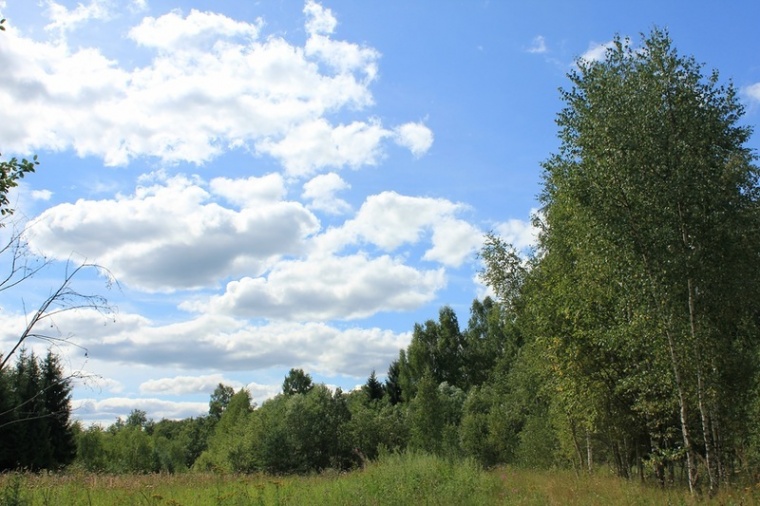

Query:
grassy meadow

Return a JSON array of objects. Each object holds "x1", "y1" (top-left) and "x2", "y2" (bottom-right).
[{"x1": 2, "y1": 453, "x2": 759, "y2": 506}]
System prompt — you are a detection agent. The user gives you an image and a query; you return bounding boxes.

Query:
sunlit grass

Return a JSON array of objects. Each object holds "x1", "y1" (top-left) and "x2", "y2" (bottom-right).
[{"x1": 2, "y1": 453, "x2": 759, "y2": 505}]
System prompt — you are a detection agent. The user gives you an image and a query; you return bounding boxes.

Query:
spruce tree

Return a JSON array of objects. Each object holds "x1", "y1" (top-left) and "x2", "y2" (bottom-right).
[{"x1": 41, "y1": 351, "x2": 76, "y2": 468}]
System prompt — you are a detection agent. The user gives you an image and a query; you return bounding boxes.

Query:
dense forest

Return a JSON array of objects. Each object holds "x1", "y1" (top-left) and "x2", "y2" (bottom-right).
[{"x1": 2, "y1": 29, "x2": 759, "y2": 496}]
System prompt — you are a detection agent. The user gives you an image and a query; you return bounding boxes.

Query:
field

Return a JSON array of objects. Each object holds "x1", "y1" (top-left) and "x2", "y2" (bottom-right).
[{"x1": 2, "y1": 453, "x2": 759, "y2": 505}]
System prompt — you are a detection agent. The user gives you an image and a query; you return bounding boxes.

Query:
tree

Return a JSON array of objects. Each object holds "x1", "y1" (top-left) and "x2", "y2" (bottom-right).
[
  {"x1": 282, "y1": 368, "x2": 313, "y2": 396},
  {"x1": 0, "y1": 253, "x2": 116, "y2": 372},
  {"x1": 41, "y1": 351, "x2": 76, "y2": 468},
  {"x1": 195, "y1": 389, "x2": 254, "y2": 472},
  {"x1": 0, "y1": 154, "x2": 37, "y2": 220},
  {"x1": 126, "y1": 409, "x2": 149, "y2": 429},
  {"x1": 384, "y1": 360, "x2": 403, "y2": 405},
  {"x1": 362, "y1": 370, "x2": 385, "y2": 402},
  {"x1": 404, "y1": 306, "x2": 468, "y2": 394},
  {"x1": 208, "y1": 383, "x2": 235, "y2": 420},
  {"x1": 0, "y1": 349, "x2": 76, "y2": 470},
  {"x1": 539, "y1": 28, "x2": 760, "y2": 492}
]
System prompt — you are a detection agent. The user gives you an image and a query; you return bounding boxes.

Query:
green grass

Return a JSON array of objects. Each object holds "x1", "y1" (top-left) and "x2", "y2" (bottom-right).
[{"x1": 2, "y1": 453, "x2": 759, "y2": 505}]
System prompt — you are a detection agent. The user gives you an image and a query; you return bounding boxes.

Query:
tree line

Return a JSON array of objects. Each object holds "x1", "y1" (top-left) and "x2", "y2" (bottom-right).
[
  {"x1": 0, "y1": 350, "x2": 76, "y2": 470},
  {"x1": 2, "y1": 29, "x2": 759, "y2": 495}
]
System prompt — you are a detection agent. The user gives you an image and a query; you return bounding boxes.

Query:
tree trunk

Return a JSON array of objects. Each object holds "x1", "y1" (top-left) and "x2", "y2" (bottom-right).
[{"x1": 665, "y1": 327, "x2": 698, "y2": 494}]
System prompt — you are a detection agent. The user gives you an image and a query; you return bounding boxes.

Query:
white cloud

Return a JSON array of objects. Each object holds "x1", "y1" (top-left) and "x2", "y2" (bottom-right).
[
  {"x1": 72, "y1": 396, "x2": 208, "y2": 424},
  {"x1": 494, "y1": 213, "x2": 539, "y2": 251},
  {"x1": 393, "y1": 122, "x2": 434, "y2": 157},
  {"x1": 302, "y1": 172, "x2": 351, "y2": 214},
  {"x1": 27, "y1": 175, "x2": 320, "y2": 291},
  {"x1": 140, "y1": 374, "x2": 243, "y2": 395},
  {"x1": 128, "y1": 9, "x2": 263, "y2": 51},
  {"x1": 0, "y1": 4, "x2": 425, "y2": 171},
  {"x1": 424, "y1": 217, "x2": 483, "y2": 266},
  {"x1": 315, "y1": 191, "x2": 479, "y2": 266},
  {"x1": 44, "y1": 0, "x2": 113, "y2": 36},
  {"x1": 744, "y1": 82, "x2": 760, "y2": 104},
  {"x1": 527, "y1": 35, "x2": 547, "y2": 54},
  {"x1": 580, "y1": 40, "x2": 615, "y2": 63},
  {"x1": 26, "y1": 309, "x2": 410, "y2": 378},
  {"x1": 257, "y1": 119, "x2": 390, "y2": 177},
  {"x1": 210, "y1": 173, "x2": 286, "y2": 208},
  {"x1": 30, "y1": 189, "x2": 53, "y2": 201},
  {"x1": 304, "y1": 0, "x2": 337, "y2": 36},
  {"x1": 203, "y1": 253, "x2": 446, "y2": 321}
]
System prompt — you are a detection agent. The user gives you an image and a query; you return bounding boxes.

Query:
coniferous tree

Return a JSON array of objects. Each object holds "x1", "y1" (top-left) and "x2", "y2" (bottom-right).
[
  {"x1": 362, "y1": 370, "x2": 385, "y2": 402},
  {"x1": 41, "y1": 351, "x2": 76, "y2": 468}
]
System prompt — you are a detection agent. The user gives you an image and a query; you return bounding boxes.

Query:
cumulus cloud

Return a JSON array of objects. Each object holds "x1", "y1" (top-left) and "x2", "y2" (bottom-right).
[
  {"x1": 128, "y1": 8, "x2": 263, "y2": 51},
  {"x1": 202, "y1": 253, "x2": 446, "y2": 321},
  {"x1": 0, "y1": 2, "x2": 426, "y2": 171},
  {"x1": 27, "y1": 175, "x2": 320, "y2": 291},
  {"x1": 315, "y1": 191, "x2": 480, "y2": 266},
  {"x1": 304, "y1": 0, "x2": 337, "y2": 36},
  {"x1": 302, "y1": 172, "x2": 351, "y2": 214},
  {"x1": 257, "y1": 119, "x2": 390, "y2": 177},
  {"x1": 494, "y1": 214, "x2": 539, "y2": 251},
  {"x1": 210, "y1": 173, "x2": 286, "y2": 208},
  {"x1": 393, "y1": 122, "x2": 434, "y2": 157}
]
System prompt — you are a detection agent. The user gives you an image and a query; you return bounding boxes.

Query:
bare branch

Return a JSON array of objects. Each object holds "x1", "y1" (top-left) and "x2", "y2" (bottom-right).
[{"x1": 1, "y1": 251, "x2": 118, "y2": 371}]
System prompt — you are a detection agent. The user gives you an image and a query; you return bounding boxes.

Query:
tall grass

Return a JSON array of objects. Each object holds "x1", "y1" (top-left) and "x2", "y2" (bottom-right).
[{"x1": 2, "y1": 453, "x2": 759, "y2": 505}]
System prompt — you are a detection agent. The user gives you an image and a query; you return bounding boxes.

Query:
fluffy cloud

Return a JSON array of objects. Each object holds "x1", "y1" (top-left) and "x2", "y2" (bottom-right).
[
  {"x1": 28, "y1": 174, "x2": 320, "y2": 291},
  {"x1": 393, "y1": 122, "x2": 434, "y2": 157},
  {"x1": 302, "y1": 172, "x2": 351, "y2": 214},
  {"x1": 257, "y1": 119, "x2": 390, "y2": 177},
  {"x1": 128, "y1": 9, "x2": 263, "y2": 51},
  {"x1": 304, "y1": 0, "x2": 337, "y2": 36},
  {"x1": 495, "y1": 215, "x2": 539, "y2": 251},
  {"x1": 203, "y1": 253, "x2": 445, "y2": 321},
  {"x1": 210, "y1": 173, "x2": 286, "y2": 208},
  {"x1": 315, "y1": 191, "x2": 481, "y2": 266},
  {"x1": 0, "y1": 3, "x2": 429, "y2": 170}
]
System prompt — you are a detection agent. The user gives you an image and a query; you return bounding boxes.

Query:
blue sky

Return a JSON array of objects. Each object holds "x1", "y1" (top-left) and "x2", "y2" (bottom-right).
[{"x1": 1, "y1": 0, "x2": 758, "y2": 425}]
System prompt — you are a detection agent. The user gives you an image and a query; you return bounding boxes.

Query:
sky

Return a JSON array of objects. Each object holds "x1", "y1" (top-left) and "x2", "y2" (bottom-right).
[{"x1": 0, "y1": 0, "x2": 759, "y2": 426}]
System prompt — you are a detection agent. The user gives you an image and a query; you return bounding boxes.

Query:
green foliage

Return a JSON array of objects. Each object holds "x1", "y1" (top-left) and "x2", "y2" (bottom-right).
[
  {"x1": 0, "y1": 474, "x2": 28, "y2": 506},
  {"x1": 0, "y1": 154, "x2": 38, "y2": 221},
  {"x1": 362, "y1": 370, "x2": 384, "y2": 402},
  {"x1": 208, "y1": 383, "x2": 235, "y2": 420},
  {"x1": 282, "y1": 368, "x2": 313, "y2": 395},
  {"x1": 0, "y1": 349, "x2": 75, "y2": 471},
  {"x1": 195, "y1": 389, "x2": 254, "y2": 472},
  {"x1": 529, "y1": 27, "x2": 760, "y2": 489}
]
